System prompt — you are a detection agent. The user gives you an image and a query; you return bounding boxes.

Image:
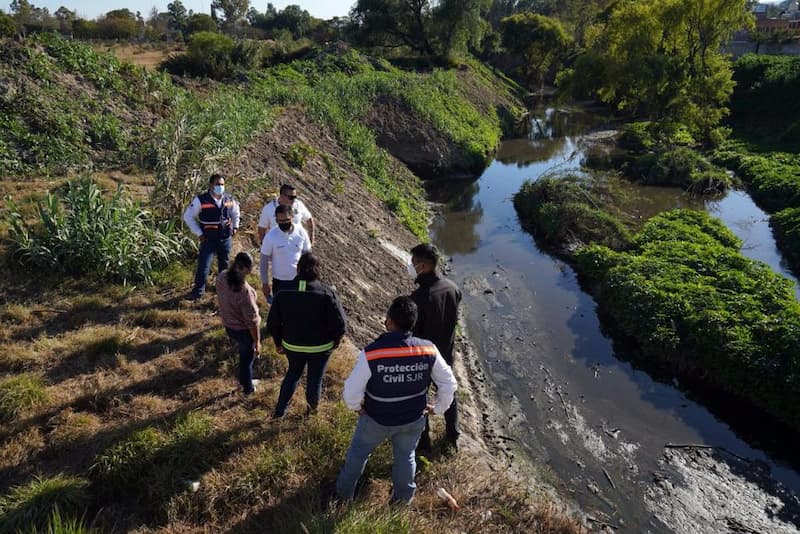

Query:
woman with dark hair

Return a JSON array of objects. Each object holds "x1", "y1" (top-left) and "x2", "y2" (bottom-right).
[
  {"x1": 217, "y1": 251, "x2": 261, "y2": 395},
  {"x1": 267, "y1": 252, "x2": 347, "y2": 417}
]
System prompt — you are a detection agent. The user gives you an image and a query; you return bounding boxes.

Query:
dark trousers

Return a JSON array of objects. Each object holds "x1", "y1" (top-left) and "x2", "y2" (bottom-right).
[
  {"x1": 419, "y1": 351, "x2": 459, "y2": 449},
  {"x1": 192, "y1": 236, "x2": 232, "y2": 296},
  {"x1": 272, "y1": 278, "x2": 293, "y2": 296},
  {"x1": 226, "y1": 327, "x2": 255, "y2": 394},
  {"x1": 273, "y1": 349, "x2": 332, "y2": 417}
]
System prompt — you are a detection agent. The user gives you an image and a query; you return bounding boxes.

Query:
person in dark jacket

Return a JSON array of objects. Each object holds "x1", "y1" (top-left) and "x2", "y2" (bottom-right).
[
  {"x1": 409, "y1": 243, "x2": 462, "y2": 449},
  {"x1": 267, "y1": 252, "x2": 347, "y2": 417}
]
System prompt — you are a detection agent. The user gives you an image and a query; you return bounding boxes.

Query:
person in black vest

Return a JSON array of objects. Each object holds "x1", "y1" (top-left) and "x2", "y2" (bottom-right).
[
  {"x1": 182, "y1": 173, "x2": 241, "y2": 300},
  {"x1": 267, "y1": 252, "x2": 347, "y2": 417},
  {"x1": 409, "y1": 243, "x2": 462, "y2": 450},
  {"x1": 336, "y1": 296, "x2": 457, "y2": 504}
]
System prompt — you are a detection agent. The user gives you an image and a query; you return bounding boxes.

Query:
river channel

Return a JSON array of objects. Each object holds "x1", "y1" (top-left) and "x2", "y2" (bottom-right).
[{"x1": 428, "y1": 106, "x2": 800, "y2": 532}]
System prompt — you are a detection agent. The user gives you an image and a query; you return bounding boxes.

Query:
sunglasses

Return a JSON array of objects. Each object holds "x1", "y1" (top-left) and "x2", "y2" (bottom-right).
[{"x1": 286, "y1": 195, "x2": 298, "y2": 200}]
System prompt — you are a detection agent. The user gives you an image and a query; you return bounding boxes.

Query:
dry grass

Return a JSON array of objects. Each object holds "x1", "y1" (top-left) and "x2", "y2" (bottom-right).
[
  {"x1": 93, "y1": 44, "x2": 181, "y2": 70},
  {"x1": 0, "y1": 179, "x2": 583, "y2": 533}
]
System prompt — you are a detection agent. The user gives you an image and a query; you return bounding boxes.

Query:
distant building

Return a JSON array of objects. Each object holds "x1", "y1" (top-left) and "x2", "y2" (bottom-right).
[{"x1": 752, "y1": 3, "x2": 768, "y2": 20}]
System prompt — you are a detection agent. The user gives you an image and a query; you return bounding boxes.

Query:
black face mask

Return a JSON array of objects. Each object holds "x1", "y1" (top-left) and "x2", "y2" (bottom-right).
[{"x1": 278, "y1": 222, "x2": 292, "y2": 232}]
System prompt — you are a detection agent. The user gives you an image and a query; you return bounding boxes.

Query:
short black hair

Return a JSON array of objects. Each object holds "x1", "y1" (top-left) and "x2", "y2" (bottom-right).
[
  {"x1": 209, "y1": 173, "x2": 225, "y2": 184},
  {"x1": 296, "y1": 252, "x2": 320, "y2": 281},
  {"x1": 387, "y1": 296, "x2": 417, "y2": 331},
  {"x1": 410, "y1": 243, "x2": 438, "y2": 267},
  {"x1": 280, "y1": 184, "x2": 295, "y2": 195},
  {"x1": 275, "y1": 204, "x2": 292, "y2": 217}
]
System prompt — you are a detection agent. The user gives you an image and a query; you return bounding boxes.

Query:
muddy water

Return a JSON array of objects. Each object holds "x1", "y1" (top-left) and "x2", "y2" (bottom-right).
[{"x1": 428, "y1": 107, "x2": 800, "y2": 532}]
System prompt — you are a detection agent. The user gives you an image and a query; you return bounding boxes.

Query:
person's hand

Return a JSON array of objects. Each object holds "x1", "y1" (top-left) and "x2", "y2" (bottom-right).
[
  {"x1": 276, "y1": 345, "x2": 285, "y2": 354},
  {"x1": 253, "y1": 340, "x2": 261, "y2": 355},
  {"x1": 198, "y1": 234, "x2": 206, "y2": 242},
  {"x1": 422, "y1": 404, "x2": 435, "y2": 415},
  {"x1": 359, "y1": 406, "x2": 366, "y2": 415},
  {"x1": 263, "y1": 284, "x2": 271, "y2": 300}
]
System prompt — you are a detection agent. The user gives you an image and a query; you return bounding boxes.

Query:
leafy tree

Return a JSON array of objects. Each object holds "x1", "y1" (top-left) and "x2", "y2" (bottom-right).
[
  {"x1": 0, "y1": 10, "x2": 16, "y2": 37},
  {"x1": 501, "y1": 13, "x2": 571, "y2": 88},
  {"x1": 211, "y1": 0, "x2": 250, "y2": 27},
  {"x1": 186, "y1": 13, "x2": 217, "y2": 35},
  {"x1": 576, "y1": 0, "x2": 753, "y2": 139},
  {"x1": 72, "y1": 18, "x2": 97, "y2": 38},
  {"x1": 351, "y1": 0, "x2": 488, "y2": 57},
  {"x1": 97, "y1": 9, "x2": 139, "y2": 39},
  {"x1": 54, "y1": 6, "x2": 76, "y2": 34},
  {"x1": 167, "y1": 1, "x2": 188, "y2": 33},
  {"x1": 350, "y1": 0, "x2": 436, "y2": 54}
]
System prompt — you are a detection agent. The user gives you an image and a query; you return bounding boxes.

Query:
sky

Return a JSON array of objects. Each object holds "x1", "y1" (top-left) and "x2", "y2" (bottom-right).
[{"x1": 17, "y1": 1, "x2": 354, "y2": 20}]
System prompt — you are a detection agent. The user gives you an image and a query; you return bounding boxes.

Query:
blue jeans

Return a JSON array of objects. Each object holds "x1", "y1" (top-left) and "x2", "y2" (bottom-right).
[
  {"x1": 226, "y1": 327, "x2": 255, "y2": 394},
  {"x1": 273, "y1": 349, "x2": 332, "y2": 417},
  {"x1": 336, "y1": 414, "x2": 426, "y2": 503},
  {"x1": 193, "y1": 236, "x2": 232, "y2": 296}
]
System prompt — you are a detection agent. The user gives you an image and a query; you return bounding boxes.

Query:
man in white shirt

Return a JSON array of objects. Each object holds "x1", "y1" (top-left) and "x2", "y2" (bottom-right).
[
  {"x1": 336, "y1": 296, "x2": 457, "y2": 504},
  {"x1": 260, "y1": 203, "x2": 312, "y2": 301},
  {"x1": 182, "y1": 174, "x2": 240, "y2": 300},
  {"x1": 257, "y1": 184, "x2": 314, "y2": 244}
]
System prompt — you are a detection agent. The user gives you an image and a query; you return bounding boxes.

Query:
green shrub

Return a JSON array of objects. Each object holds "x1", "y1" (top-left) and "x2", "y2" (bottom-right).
[
  {"x1": 0, "y1": 12, "x2": 16, "y2": 37},
  {"x1": 23, "y1": 507, "x2": 97, "y2": 534},
  {"x1": 619, "y1": 122, "x2": 696, "y2": 152},
  {"x1": 285, "y1": 142, "x2": 316, "y2": 169},
  {"x1": 577, "y1": 210, "x2": 800, "y2": 429},
  {"x1": 772, "y1": 207, "x2": 800, "y2": 270},
  {"x1": 631, "y1": 147, "x2": 730, "y2": 194},
  {"x1": 5, "y1": 178, "x2": 190, "y2": 285},
  {"x1": 161, "y1": 33, "x2": 263, "y2": 79},
  {"x1": 513, "y1": 176, "x2": 633, "y2": 252},
  {"x1": 0, "y1": 475, "x2": 90, "y2": 533},
  {"x1": 0, "y1": 374, "x2": 48, "y2": 422}
]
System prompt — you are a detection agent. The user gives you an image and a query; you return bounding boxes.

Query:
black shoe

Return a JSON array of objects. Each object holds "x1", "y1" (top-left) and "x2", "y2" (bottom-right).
[{"x1": 185, "y1": 291, "x2": 202, "y2": 301}]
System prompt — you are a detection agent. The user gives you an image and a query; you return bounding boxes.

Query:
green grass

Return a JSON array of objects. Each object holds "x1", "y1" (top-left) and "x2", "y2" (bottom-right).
[
  {"x1": 0, "y1": 474, "x2": 90, "y2": 533},
  {"x1": 0, "y1": 374, "x2": 48, "y2": 422}
]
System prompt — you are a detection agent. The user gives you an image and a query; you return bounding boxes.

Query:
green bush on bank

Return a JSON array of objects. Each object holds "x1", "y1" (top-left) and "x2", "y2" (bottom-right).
[
  {"x1": 629, "y1": 147, "x2": 731, "y2": 195},
  {"x1": 773, "y1": 207, "x2": 800, "y2": 270},
  {"x1": 4, "y1": 178, "x2": 191, "y2": 285},
  {"x1": 732, "y1": 54, "x2": 800, "y2": 144},
  {"x1": 513, "y1": 176, "x2": 633, "y2": 251},
  {"x1": 713, "y1": 144, "x2": 800, "y2": 211},
  {"x1": 574, "y1": 210, "x2": 800, "y2": 429}
]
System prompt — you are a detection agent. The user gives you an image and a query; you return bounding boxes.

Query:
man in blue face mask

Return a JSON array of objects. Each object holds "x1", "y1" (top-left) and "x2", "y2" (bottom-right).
[{"x1": 183, "y1": 173, "x2": 241, "y2": 301}]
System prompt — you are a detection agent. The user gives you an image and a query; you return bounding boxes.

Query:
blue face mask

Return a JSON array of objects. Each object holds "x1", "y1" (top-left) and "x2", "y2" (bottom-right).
[{"x1": 212, "y1": 185, "x2": 225, "y2": 195}]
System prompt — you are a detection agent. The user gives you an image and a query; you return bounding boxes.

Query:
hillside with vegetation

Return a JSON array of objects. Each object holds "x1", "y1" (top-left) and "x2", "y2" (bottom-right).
[{"x1": 0, "y1": 21, "x2": 587, "y2": 534}]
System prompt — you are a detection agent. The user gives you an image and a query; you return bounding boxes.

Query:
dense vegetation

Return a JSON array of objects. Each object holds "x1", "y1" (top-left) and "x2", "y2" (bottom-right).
[
  {"x1": 514, "y1": 177, "x2": 800, "y2": 431},
  {"x1": 730, "y1": 54, "x2": 800, "y2": 146}
]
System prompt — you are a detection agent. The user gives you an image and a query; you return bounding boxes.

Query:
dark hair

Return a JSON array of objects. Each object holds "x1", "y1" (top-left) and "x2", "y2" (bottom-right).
[
  {"x1": 226, "y1": 252, "x2": 253, "y2": 292},
  {"x1": 410, "y1": 243, "x2": 438, "y2": 268},
  {"x1": 387, "y1": 296, "x2": 418, "y2": 331},
  {"x1": 296, "y1": 252, "x2": 320, "y2": 281},
  {"x1": 275, "y1": 204, "x2": 292, "y2": 217},
  {"x1": 279, "y1": 184, "x2": 295, "y2": 195},
  {"x1": 209, "y1": 173, "x2": 225, "y2": 185}
]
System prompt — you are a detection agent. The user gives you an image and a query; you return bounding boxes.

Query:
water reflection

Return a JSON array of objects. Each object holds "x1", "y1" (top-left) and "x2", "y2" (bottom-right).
[{"x1": 429, "y1": 181, "x2": 483, "y2": 255}]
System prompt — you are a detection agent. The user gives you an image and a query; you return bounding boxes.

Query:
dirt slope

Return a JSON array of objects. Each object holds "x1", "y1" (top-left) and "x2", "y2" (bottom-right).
[{"x1": 222, "y1": 106, "x2": 420, "y2": 345}]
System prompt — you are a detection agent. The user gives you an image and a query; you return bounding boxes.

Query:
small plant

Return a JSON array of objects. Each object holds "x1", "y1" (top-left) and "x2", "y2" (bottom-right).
[
  {"x1": 24, "y1": 507, "x2": 97, "y2": 534},
  {"x1": 4, "y1": 178, "x2": 190, "y2": 285},
  {"x1": 0, "y1": 374, "x2": 48, "y2": 422},
  {"x1": 0, "y1": 474, "x2": 90, "y2": 532},
  {"x1": 285, "y1": 142, "x2": 316, "y2": 169}
]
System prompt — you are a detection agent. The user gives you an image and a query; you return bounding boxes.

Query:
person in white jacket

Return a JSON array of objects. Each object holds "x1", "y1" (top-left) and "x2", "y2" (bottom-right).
[{"x1": 336, "y1": 296, "x2": 457, "y2": 504}]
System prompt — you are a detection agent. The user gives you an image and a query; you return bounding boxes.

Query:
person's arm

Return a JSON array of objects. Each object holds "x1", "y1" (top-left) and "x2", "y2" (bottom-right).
[
  {"x1": 260, "y1": 252, "x2": 272, "y2": 299},
  {"x1": 182, "y1": 197, "x2": 203, "y2": 238},
  {"x1": 326, "y1": 291, "x2": 347, "y2": 347},
  {"x1": 265, "y1": 293, "x2": 282, "y2": 352},
  {"x1": 410, "y1": 292, "x2": 426, "y2": 338},
  {"x1": 306, "y1": 218, "x2": 315, "y2": 245},
  {"x1": 231, "y1": 199, "x2": 241, "y2": 235},
  {"x1": 429, "y1": 351, "x2": 457, "y2": 415},
  {"x1": 243, "y1": 287, "x2": 261, "y2": 354},
  {"x1": 301, "y1": 228, "x2": 312, "y2": 253},
  {"x1": 257, "y1": 203, "x2": 271, "y2": 242},
  {"x1": 343, "y1": 351, "x2": 371, "y2": 411}
]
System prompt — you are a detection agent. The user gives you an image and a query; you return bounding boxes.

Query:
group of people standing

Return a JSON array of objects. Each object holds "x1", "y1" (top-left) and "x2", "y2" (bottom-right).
[{"x1": 183, "y1": 174, "x2": 463, "y2": 504}]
